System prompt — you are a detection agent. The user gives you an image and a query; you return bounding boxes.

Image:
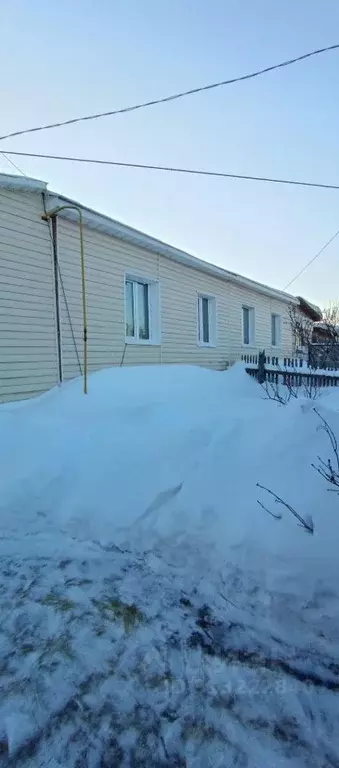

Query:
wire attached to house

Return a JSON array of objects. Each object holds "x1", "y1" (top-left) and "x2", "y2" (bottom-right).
[
  {"x1": 283, "y1": 227, "x2": 339, "y2": 289},
  {"x1": 56, "y1": 263, "x2": 83, "y2": 376},
  {"x1": 0, "y1": 151, "x2": 27, "y2": 176},
  {"x1": 0, "y1": 44, "x2": 338, "y2": 141},
  {"x1": 3, "y1": 150, "x2": 339, "y2": 190}
]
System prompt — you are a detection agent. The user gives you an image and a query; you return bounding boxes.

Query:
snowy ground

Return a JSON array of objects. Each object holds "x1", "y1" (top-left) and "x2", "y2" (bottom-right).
[{"x1": 1, "y1": 364, "x2": 339, "y2": 766}]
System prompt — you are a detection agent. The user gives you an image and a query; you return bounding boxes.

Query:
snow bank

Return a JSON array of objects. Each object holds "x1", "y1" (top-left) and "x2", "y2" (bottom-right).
[
  {"x1": 1, "y1": 363, "x2": 339, "y2": 568},
  {"x1": 1, "y1": 364, "x2": 339, "y2": 766}
]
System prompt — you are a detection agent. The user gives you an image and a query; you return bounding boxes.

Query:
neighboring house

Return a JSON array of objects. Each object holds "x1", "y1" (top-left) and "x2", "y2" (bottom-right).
[
  {"x1": 1, "y1": 172, "x2": 305, "y2": 402},
  {"x1": 297, "y1": 297, "x2": 322, "y2": 325},
  {"x1": 292, "y1": 296, "x2": 322, "y2": 357},
  {"x1": 310, "y1": 321, "x2": 339, "y2": 368},
  {"x1": 312, "y1": 322, "x2": 338, "y2": 343}
]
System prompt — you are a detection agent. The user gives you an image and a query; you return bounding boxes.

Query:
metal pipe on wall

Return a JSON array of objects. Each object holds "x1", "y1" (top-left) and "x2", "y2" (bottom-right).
[{"x1": 41, "y1": 205, "x2": 88, "y2": 394}]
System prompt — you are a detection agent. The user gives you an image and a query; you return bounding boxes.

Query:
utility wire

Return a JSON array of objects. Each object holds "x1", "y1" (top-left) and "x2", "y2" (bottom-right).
[
  {"x1": 3, "y1": 149, "x2": 339, "y2": 191},
  {"x1": 0, "y1": 43, "x2": 338, "y2": 142},
  {"x1": 283, "y1": 228, "x2": 339, "y2": 290},
  {"x1": 0, "y1": 151, "x2": 27, "y2": 176}
]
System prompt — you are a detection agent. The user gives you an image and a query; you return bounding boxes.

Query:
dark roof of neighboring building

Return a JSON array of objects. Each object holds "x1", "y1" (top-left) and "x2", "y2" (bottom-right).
[{"x1": 297, "y1": 296, "x2": 322, "y2": 322}]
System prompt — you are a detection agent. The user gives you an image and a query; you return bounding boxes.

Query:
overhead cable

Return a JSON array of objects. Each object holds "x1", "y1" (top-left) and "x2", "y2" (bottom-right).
[
  {"x1": 283, "y1": 228, "x2": 339, "y2": 289},
  {"x1": 0, "y1": 43, "x2": 338, "y2": 141},
  {"x1": 3, "y1": 149, "x2": 339, "y2": 191}
]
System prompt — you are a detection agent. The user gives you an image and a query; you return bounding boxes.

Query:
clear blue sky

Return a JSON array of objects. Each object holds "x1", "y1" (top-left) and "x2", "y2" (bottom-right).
[{"x1": 1, "y1": 0, "x2": 339, "y2": 307}]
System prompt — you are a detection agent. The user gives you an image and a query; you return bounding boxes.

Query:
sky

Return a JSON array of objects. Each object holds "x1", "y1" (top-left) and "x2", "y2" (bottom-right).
[{"x1": 1, "y1": 0, "x2": 339, "y2": 307}]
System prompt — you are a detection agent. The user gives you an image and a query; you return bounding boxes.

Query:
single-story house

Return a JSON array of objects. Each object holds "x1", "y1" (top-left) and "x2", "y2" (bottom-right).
[{"x1": 0, "y1": 172, "x2": 311, "y2": 402}]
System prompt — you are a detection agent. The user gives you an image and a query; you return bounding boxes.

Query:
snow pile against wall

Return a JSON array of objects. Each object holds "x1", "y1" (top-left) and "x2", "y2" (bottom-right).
[
  {"x1": 1, "y1": 362, "x2": 339, "y2": 565},
  {"x1": 0, "y1": 364, "x2": 339, "y2": 766}
]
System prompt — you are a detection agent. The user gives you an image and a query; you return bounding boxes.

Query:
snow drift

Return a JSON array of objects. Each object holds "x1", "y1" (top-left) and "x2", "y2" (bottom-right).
[
  {"x1": 0, "y1": 364, "x2": 339, "y2": 766},
  {"x1": 1, "y1": 363, "x2": 339, "y2": 565}
]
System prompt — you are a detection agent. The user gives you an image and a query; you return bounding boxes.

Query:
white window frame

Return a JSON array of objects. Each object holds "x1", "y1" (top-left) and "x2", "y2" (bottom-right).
[
  {"x1": 271, "y1": 313, "x2": 281, "y2": 348},
  {"x1": 197, "y1": 293, "x2": 217, "y2": 347},
  {"x1": 124, "y1": 273, "x2": 160, "y2": 345},
  {"x1": 242, "y1": 306, "x2": 255, "y2": 346}
]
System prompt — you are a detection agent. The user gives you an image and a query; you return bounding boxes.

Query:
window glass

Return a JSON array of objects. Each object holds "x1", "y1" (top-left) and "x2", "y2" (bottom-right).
[
  {"x1": 202, "y1": 297, "x2": 210, "y2": 344},
  {"x1": 271, "y1": 313, "x2": 280, "y2": 346},
  {"x1": 243, "y1": 307, "x2": 250, "y2": 345},
  {"x1": 125, "y1": 279, "x2": 135, "y2": 338},
  {"x1": 137, "y1": 281, "x2": 150, "y2": 340}
]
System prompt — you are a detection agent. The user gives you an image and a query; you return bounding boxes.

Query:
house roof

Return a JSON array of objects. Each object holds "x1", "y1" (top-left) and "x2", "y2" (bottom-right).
[
  {"x1": 0, "y1": 171, "x2": 299, "y2": 306},
  {"x1": 297, "y1": 296, "x2": 322, "y2": 322}
]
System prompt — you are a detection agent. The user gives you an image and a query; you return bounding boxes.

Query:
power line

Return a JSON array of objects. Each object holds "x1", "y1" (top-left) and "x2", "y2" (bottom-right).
[
  {"x1": 3, "y1": 149, "x2": 339, "y2": 190},
  {"x1": 283, "y1": 228, "x2": 339, "y2": 290},
  {"x1": 1, "y1": 43, "x2": 338, "y2": 142},
  {"x1": 0, "y1": 151, "x2": 27, "y2": 176}
]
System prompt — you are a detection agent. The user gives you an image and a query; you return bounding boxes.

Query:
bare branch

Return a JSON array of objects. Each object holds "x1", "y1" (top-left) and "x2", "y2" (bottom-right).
[
  {"x1": 310, "y1": 302, "x2": 339, "y2": 368},
  {"x1": 256, "y1": 483, "x2": 314, "y2": 533},
  {"x1": 288, "y1": 304, "x2": 313, "y2": 351},
  {"x1": 314, "y1": 408, "x2": 339, "y2": 470},
  {"x1": 257, "y1": 499, "x2": 282, "y2": 519},
  {"x1": 261, "y1": 368, "x2": 318, "y2": 404},
  {"x1": 312, "y1": 408, "x2": 339, "y2": 489},
  {"x1": 261, "y1": 380, "x2": 287, "y2": 405}
]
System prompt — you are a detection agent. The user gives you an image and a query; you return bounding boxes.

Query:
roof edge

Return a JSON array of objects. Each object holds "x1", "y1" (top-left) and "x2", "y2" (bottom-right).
[
  {"x1": 46, "y1": 190, "x2": 298, "y2": 306},
  {"x1": 0, "y1": 171, "x2": 298, "y2": 306},
  {"x1": 297, "y1": 296, "x2": 322, "y2": 321},
  {"x1": 0, "y1": 172, "x2": 47, "y2": 193}
]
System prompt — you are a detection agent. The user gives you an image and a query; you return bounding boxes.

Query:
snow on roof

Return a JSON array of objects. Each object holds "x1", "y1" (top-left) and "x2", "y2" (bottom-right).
[
  {"x1": 297, "y1": 296, "x2": 322, "y2": 321},
  {"x1": 0, "y1": 171, "x2": 46, "y2": 193},
  {"x1": 0, "y1": 171, "x2": 298, "y2": 305},
  {"x1": 314, "y1": 321, "x2": 339, "y2": 331}
]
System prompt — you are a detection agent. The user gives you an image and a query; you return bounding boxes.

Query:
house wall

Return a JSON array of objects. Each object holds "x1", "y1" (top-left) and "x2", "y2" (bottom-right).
[
  {"x1": 56, "y1": 216, "x2": 295, "y2": 380},
  {"x1": 0, "y1": 188, "x2": 59, "y2": 402},
  {"x1": 0, "y1": 188, "x2": 296, "y2": 403}
]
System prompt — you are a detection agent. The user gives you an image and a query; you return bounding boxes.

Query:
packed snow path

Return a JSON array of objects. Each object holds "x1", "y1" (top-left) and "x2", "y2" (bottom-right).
[
  {"x1": 1, "y1": 365, "x2": 339, "y2": 766},
  {"x1": 1, "y1": 542, "x2": 339, "y2": 767}
]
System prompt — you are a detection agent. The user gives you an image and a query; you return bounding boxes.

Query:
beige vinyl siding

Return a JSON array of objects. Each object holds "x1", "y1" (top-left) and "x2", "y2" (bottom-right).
[
  {"x1": 0, "y1": 186, "x2": 297, "y2": 403},
  {"x1": 160, "y1": 259, "x2": 295, "y2": 367},
  {"x1": 160, "y1": 258, "x2": 228, "y2": 369},
  {"x1": 57, "y1": 216, "x2": 295, "y2": 379},
  {"x1": 224, "y1": 287, "x2": 295, "y2": 362},
  {"x1": 0, "y1": 189, "x2": 58, "y2": 402},
  {"x1": 57, "y1": 218, "x2": 161, "y2": 381}
]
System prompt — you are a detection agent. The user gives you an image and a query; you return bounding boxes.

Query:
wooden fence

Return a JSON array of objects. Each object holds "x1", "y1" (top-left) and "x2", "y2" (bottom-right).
[{"x1": 241, "y1": 353, "x2": 339, "y2": 388}]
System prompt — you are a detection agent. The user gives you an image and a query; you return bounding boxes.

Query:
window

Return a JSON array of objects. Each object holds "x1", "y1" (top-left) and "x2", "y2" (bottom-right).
[
  {"x1": 197, "y1": 294, "x2": 216, "y2": 346},
  {"x1": 271, "y1": 313, "x2": 281, "y2": 347},
  {"x1": 242, "y1": 306, "x2": 255, "y2": 345},
  {"x1": 125, "y1": 276, "x2": 159, "y2": 343}
]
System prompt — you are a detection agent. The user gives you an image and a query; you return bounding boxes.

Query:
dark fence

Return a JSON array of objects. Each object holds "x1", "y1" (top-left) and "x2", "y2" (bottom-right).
[{"x1": 241, "y1": 352, "x2": 339, "y2": 388}]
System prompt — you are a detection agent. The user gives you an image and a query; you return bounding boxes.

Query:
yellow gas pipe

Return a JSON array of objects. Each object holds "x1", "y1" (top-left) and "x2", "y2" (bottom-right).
[{"x1": 42, "y1": 205, "x2": 88, "y2": 394}]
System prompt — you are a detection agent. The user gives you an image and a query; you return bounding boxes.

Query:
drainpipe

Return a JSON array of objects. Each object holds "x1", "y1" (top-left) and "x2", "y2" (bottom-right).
[{"x1": 41, "y1": 205, "x2": 88, "y2": 395}]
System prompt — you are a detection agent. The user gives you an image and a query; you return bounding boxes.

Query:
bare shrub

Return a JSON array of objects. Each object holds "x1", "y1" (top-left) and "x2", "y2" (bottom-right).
[
  {"x1": 312, "y1": 408, "x2": 339, "y2": 492},
  {"x1": 262, "y1": 370, "x2": 320, "y2": 405},
  {"x1": 256, "y1": 484, "x2": 314, "y2": 533}
]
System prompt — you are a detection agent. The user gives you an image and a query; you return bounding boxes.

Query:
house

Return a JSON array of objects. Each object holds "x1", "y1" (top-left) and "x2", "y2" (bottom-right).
[
  {"x1": 1, "y1": 172, "x2": 305, "y2": 402},
  {"x1": 310, "y1": 319, "x2": 339, "y2": 368},
  {"x1": 297, "y1": 297, "x2": 322, "y2": 324}
]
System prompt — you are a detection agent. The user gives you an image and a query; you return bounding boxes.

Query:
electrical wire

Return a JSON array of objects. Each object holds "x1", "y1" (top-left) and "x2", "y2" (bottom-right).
[
  {"x1": 0, "y1": 151, "x2": 27, "y2": 176},
  {"x1": 283, "y1": 228, "x2": 339, "y2": 290},
  {"x1": 1, "y1": 43, "x2": 338, "y2": 141},
  {"x1": 3, "y1": 149, "x2": 339, "y2": 190}
]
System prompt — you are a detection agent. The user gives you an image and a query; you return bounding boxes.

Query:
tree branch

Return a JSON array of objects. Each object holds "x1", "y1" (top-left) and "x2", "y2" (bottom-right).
[
  {"x1": 256, "y1": 483, "x2": 314, "y2": 533},
  {"x1": 257, "y1": 499, "x2": 282, "y2": 519}
]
